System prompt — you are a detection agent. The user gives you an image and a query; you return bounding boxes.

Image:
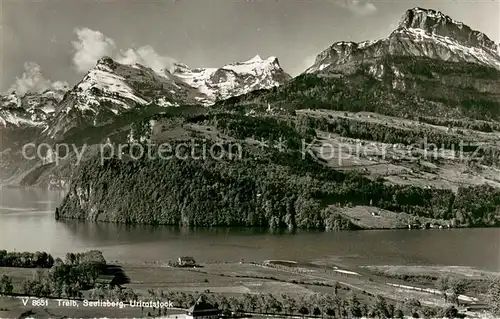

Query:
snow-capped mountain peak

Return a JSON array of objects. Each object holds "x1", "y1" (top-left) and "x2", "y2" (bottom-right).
[
  {"x1": 398, "y1": 7, "x2": 498, "y2": 53},
  {"x1": 172, "y1": 55, "x2": 291, "y2": 103},
  {"x1": 305, "y1": 7, "x2": 500, "y2": 74},
  {"x1": 3, "y1": 52, "x2": 291, "y2": 136},
  {"x1": 46, "y1": 57, "x2": 199, "y2": 138},
  {"x1": 0, "y1": 88, "x2": 67, "y2": 128},
  {"x1": 247, "y1": 55, "x2": 263, "y2": 62}
]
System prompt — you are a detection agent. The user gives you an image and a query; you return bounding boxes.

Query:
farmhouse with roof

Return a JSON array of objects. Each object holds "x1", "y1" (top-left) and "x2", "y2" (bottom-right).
[
  {"x1": 178, "y1": 256, "x2": 196, "y2": 267},
  {"x1": 186, "y1": 296, "x2": 219, "y2": 319}
]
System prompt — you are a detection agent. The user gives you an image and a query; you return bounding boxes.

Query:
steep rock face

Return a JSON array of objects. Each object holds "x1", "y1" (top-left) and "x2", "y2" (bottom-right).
[
  {"x1": 0, "y1": 89, "x2": 68, "y2": 185},
  {"x1": 399, "y1": 7, "x2": 497, "y2": 51},
  {"x1": 172, "y1": 55, "x2": 291, "y2": 103},
  {"x1": 0, "y1": 89, "x2": 67, "y2": 128},
  {"x1": 46, "y1": 57, "x2": 200, "y2": 140},
  {"x1": 306, "y1": 7, "x2": 500, "y2": 74}
]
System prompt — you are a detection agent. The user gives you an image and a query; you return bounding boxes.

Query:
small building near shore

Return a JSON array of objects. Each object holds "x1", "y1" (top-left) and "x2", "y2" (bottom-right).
[
  {"x1": 186, "y1": 296, "x2": 219, "y2": 319},
  {"x1": 178, "y1": 256, "x2": 196, "y2": 267}
]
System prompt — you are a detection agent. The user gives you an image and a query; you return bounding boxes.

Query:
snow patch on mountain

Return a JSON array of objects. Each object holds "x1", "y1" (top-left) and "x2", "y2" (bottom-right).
[
  {"x1": 0, "y1": 89, "x2": 67, "y2": 127},
  {"x1": 172, "y1": 55, "x2": 291, "y2": 103},
  {"x1": 398, "y1": 28, "x2": 500, "y2": 69},
  {"x1": 75, "y1": 68, "x2": 148, "y2": 111},
  {"x1": 0, "y1": 110, "x2": 45, "y2": 127}
]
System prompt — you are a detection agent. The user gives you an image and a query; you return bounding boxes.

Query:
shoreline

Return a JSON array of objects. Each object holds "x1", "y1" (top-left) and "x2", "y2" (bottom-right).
[
  {"x1": 53, "y1": 215, "x2": 490, "y2": 231},
  {"x1": 2, "y1": 184, "x2": 499, "y2": 231}
]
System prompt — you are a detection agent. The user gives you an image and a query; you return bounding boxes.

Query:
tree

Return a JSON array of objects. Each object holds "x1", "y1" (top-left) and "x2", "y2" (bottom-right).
[
  {"x1": 65, "y1": 253, "x2": 76, "y2": 265},
  {"x1": 436, "y1": 275, "x2": 450, "y2": 303},
  {"x1": 394, "y1": 308, "x2": 404, "y2": 319},
  {"x1": 348, "y1": 293, "x2": 362, "y2": 318},
  {"x1": 387, "y1": 304, "x2": 395, "y2": 318},
  {"x1": 371, "y1": 295, "x2": 390, "y2": 318},
  {"x1": 487, "y1": 277, "x2": 500, "y2": 316},
  {"x1": 440, "y1": 305, "x2": 458, "y2": 318},
  {"x1": 404, "y1": 298, "x2": 422, "y2": 315},
  {"x1": 0, "y1": 275, "x2": 13, "y2": 295},
  {"x1": 421, "y1": 307, "x2": 437, "y2": 319},
  {"x1": 281, "y1": 294, "x2": 296, "y2": 315},
  {"x1": 298, "y1": 305, "x2": 310, "y2": 317},
  {"x1": 312, "y1": 306, "x2": 321, "y2": 316},
  {"x1": 449, "y1": 278, "x2": 466, "y2": 306},
  {"x1": 334, "y1": 281, "x2": 341, "y2": 295}
]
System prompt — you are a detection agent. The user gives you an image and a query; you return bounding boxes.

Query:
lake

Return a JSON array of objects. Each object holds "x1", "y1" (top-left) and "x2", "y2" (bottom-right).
[{"x1": 0, "y1": 186, "x2": 499, "y2": 271}]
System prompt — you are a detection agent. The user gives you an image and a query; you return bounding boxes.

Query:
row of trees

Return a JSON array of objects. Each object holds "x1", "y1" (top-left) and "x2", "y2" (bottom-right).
[
  {"x1": 488, "y1": 277, "x2": 500, "y2": 316},
  {"x1": 86, "y1": 276, "x2": 500, "y2": 318},
  {"x1": 416, "y1": 116, "x2": 500, "y2": 133},
  {"x1": 0, "y1": 250, "x2": 54, "y2": 268},
  {"x1": 123, "y1": 288, "x2": 450, "y2": 319},
  {"x1": 299, "y1": 115, "x2": 475, "y2": 151}
]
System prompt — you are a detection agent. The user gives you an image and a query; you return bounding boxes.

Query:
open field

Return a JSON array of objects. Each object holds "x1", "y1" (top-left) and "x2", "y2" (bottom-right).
[
  {"x1": 0, "y1": 267, "x2": 49, "y2": 294},
  {"x1": 297, "y1": 109, "x2": 500, "y2": 145},
  {"x1": 0, "y1": 259, "x2": 496, "y2": 317},
  {"x1": 313, "y1": 131, "x2": 500, "y2": 192},
  {"x1": 122, "y1": 261, "x2": 492, "y2": 308},
  {"x1": 363, "y1": 265, "x2": 500, "y2": 280},
  {"x1": 340, "y1": 205, "x2": 450, "y2": 229},
  {"x1": 295, "y1": 108, "x2": 500, "y2": 192},
  {"x1": 122, "y1": 263, "x2": 317, "y2": 297}
]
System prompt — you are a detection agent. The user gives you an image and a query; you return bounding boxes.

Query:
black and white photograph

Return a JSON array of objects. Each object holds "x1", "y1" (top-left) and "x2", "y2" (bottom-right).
[{"x1": 0, "y1": 0, "x2": 499, "y2": 318}]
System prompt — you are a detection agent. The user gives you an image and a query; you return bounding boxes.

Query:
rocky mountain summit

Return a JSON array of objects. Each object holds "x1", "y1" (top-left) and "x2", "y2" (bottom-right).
[{"x1": 306, "y1": 7, "x2": 500, "y2": 74}]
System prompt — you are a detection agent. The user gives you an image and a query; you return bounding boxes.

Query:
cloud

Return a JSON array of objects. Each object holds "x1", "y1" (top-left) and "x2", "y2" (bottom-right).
[
  {"x1": 72, "y1": 27, "x2": 175, "y2": 73},
  {"x1": 333, "y1": 0, "x2": 378, "y2": 16},
  {"x1": 72, "y1": 28, "x2": 117, "y2": 73},
  {"x1": 9, "y1": 62, "x2": 69, "y2": 96},
  {"x1": 116, "y1": 45, "x2": 176, "y2": 73}
]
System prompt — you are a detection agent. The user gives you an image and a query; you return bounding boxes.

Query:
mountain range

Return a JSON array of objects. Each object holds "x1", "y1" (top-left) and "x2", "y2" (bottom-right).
[
  {"x1": 307, "y1": 8, "x2": 500, "y2": 74},
  {"x1": 1, "y1": 54, "x2": 291, "y2": 134},
  {"x1": 2, "y1": 7, "x2": 500, "y2": 229},
  {"x1": 2, "y1": 8, "x2": 499, "y2": 134}
]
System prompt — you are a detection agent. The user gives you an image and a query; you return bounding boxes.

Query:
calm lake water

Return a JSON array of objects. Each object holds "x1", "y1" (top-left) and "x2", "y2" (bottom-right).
[{"x1": 0, "y1": 186, "x2": 499, "y2": 271}]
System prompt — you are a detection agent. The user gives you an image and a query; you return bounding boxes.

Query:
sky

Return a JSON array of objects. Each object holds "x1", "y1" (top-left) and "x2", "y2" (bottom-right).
[{"x1": 1, "y1": 0, "x2": 499, "y2": 94}]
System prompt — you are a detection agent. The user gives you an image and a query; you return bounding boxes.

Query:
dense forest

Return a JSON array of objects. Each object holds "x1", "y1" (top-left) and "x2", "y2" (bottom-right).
[{"x1": 58, "y1": 135, "x2": 500, "y2": 229}]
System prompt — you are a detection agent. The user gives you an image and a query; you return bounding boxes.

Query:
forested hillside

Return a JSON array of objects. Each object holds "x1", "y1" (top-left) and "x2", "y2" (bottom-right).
[
  {"x1": 56, "y1": 55, "x2": 500, "y2": 229},
  {"x1": 57, "y1": 111, "x2": 500, "y2": 229}
]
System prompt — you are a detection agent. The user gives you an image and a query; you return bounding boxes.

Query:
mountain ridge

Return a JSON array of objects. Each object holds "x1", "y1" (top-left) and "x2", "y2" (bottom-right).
[
  {"x1": 171, "y1": 54, "x2": 291, "y2": 103},
  {"x1": 399, "y1": 7, "x2": 498, "y2": 52},
  {"x1": 1, "y1": 54, "x2": 291, "y2": 138},
  {"x1": 306, "y1": 7, "x2": 500, "y2": 74}
]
